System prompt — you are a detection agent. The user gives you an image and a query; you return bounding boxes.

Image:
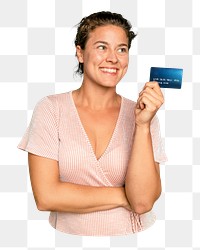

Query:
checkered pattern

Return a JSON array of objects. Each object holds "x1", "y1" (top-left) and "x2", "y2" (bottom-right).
[{"x1": 0, "y1": 0, "x2": 199, "y2": 249}]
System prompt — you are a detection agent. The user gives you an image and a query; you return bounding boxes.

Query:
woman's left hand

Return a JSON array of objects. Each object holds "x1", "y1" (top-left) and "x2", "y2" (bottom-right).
[{"x1": 135, "y1": 81, "x2": 164, "y2": 127}]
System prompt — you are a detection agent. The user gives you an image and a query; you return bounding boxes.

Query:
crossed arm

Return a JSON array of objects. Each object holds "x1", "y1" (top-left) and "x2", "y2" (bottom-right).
[
  {"x1": 28, "y1": 130, "x2": 160, "y2": 215},
  {"x1": 28, "y1": 152, "x2": 131, "y2": 213}
]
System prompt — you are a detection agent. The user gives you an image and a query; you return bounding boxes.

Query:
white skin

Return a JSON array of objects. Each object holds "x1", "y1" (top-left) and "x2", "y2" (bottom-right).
[
  {"x1": 76, "y1": 25, "x2": 129, "y2": 91},
  {"x1": 28, "y1": 24, "x2": 164, "y2": 214}
]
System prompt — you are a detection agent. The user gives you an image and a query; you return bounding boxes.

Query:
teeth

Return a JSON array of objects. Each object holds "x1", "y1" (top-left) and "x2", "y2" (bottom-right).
[{"x1": 101, "y1": 68, "x2": 117, "y2": 73}]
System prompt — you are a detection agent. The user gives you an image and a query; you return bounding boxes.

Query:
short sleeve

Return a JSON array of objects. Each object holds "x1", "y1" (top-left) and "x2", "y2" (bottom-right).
[
  {"x1": 17, "y1": 96, "x2": 59, "y2": 160},
  {"x1": 150, "y1": 115, "x2": 167, "y2": 164}
]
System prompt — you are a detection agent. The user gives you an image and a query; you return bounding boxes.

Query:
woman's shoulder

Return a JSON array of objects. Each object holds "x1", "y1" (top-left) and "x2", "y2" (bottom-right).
[
  {"x1": 121, "y1": 95, "x2": 136, "y2": 109},
  {"x1": 45, "y1": 91, "x2": 70, "y2": 104},
  {"x1": 120, "y1": 95, "x2": 136, "y2": 122},
  {"x1": 35, "y1": 92, "x2": 70, "y2": 108},
  {"x1": 32, "y1": 92, "x2": 71, "y2": 119}
]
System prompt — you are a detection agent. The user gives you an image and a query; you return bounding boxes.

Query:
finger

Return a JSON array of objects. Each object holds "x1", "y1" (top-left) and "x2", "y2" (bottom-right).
[
  {"x1": 144, "y1": 81, "x2": 163, "y2": 97},
  {"x1": 136, "y1": 98, "x2": 145, "y2": 110},
  {"x1": 140, "y1": 87, "x2": 164, "y2": 104},
  {"x1": 139, "y1": 81, "x2": 163, "y2": 99},
  {"x1": 137, "y1": 95, "x2": 160, "y2": 112},
  {"x1": 141, "y1": 92, "x2": 164, "y2": 109}
]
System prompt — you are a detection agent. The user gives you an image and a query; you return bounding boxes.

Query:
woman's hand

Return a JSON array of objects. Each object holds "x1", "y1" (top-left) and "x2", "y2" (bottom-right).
[
  {"x1": 135, "y1": 81, "x2": 164, "y2": 127},
  {"x1": 123, "y1": 200, "x2": 132, "y2": 211}
]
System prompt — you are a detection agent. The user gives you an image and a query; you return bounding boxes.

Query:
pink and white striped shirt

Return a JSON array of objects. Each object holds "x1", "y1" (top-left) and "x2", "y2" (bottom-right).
[{"x1": 18, "y1": 91, "x2": 167, "y2": 236}]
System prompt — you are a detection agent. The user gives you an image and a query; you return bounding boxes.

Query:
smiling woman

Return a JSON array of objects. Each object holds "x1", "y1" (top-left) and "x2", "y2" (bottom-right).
[
  {"x1": 74, "y1": 11, "x2": 136, "y2": 76},
  {"x1": 76, "y1": 24, "x2": 129, "y2": 90},
  {"x1": 17, "y1": 11, "x2": 167, "y2": 236}
]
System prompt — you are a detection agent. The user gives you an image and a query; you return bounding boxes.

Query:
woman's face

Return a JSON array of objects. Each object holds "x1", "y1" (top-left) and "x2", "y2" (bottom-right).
[{"x1": 76, "y1": 25, "x2": 129, "y2": 88}]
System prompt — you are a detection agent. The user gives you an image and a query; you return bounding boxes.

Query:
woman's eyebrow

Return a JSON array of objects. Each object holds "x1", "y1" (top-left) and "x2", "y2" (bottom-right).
[
  {"x1": 93, "y1": 41, "x2": 128, "y2": 47},
  {"x1": 93, "y1": 41, "x2": 109, "y2": 45},
  {"x1": 118, "y1": 43, "x2": 128, "y2": 47}
]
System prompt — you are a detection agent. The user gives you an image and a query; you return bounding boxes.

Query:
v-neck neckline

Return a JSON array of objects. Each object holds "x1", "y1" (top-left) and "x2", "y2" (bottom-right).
[{"x1": 69, "y1": 90, "x2": 124, "y2": 163}]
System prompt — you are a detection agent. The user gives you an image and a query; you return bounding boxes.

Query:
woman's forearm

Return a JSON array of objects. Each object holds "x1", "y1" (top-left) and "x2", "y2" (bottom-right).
[
  {"x1": 125, "y1": 125, "x2": 161, "y2": 214},
  {"x1": 36, "y1": 182, "x2": 129, "y2": 213},
  {"x1": 28, "y1": 153, "x2": 130, "y2": 214}
]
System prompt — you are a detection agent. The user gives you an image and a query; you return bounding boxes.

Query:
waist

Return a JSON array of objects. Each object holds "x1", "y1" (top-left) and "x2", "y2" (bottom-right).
[{"x1": 49, "y1": 207, "x2": 156, "y2": 236}]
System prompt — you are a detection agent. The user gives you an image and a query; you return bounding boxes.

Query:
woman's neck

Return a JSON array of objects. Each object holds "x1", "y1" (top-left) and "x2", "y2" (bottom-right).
[{"x1": 72, "y1": 84, "x2": 121, "y2": 111}]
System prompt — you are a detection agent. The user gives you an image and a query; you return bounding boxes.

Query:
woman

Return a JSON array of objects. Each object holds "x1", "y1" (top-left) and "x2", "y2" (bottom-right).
[{"x1": 18, "y1": 11, "x2": 167, "y2": 236}]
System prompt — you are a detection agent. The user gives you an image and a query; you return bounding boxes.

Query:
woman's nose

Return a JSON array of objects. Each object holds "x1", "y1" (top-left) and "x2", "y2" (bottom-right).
[{"x1": 106, "y1": 49, "x2": 118, "y2": 63}]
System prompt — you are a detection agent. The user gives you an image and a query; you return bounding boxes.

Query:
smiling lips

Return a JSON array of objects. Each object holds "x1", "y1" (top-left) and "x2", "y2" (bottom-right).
[{"x1": 100, "y1": 67, "x2": 118, "y2": 74}]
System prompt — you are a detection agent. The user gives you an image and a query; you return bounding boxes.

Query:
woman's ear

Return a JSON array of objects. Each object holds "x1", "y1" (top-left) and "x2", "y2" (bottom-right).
[{"x1": 76, "y1": 45, "x2": 84, "y2": 63}]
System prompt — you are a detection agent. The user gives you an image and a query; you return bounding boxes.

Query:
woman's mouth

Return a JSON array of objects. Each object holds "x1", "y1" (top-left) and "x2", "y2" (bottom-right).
[{"x1": 100, "y1": 67, "x2": 118, "y2": 74}]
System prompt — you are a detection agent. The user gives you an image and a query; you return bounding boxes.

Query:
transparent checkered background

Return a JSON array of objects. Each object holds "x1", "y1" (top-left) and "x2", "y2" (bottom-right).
[{"x1": 0, "y1": 0, "x2": 200, "y2": 249}]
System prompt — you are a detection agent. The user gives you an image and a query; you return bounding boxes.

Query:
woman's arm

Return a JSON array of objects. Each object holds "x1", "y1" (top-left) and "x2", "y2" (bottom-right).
[
  {"x1": 125, "y1": 82, "x2": 164, "y2": 215},
  {"x1": 28, "y1": 153, "x2": 130, "y2": 213},
  {"x1": 125, "y1": 126, "x2": 161, "y2": 214}
]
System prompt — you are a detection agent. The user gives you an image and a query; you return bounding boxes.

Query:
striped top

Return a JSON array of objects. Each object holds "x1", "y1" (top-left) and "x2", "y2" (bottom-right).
[{"x1": 18, "y1": 91, "x2": 167, "y2": 236}]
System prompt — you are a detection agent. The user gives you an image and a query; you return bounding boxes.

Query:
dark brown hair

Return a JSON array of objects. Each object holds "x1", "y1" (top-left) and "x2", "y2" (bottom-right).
[{"x1": 74, "y1": 11, "x2": 137, "y2": 75}]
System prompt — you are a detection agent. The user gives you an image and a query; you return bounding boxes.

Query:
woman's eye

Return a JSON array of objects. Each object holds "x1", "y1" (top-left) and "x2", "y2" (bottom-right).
[
  {"x1": 98, "y1": 45, "x2": 106, "y2": 50},
  {"x1": 118, "y1": 47, "x2": 127, "y2": 53}
]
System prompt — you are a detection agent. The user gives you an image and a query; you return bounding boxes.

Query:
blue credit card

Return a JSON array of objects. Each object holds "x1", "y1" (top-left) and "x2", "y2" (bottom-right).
[{"x1": 150, "y1": 67, "x2": 183, "y2": 89}]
